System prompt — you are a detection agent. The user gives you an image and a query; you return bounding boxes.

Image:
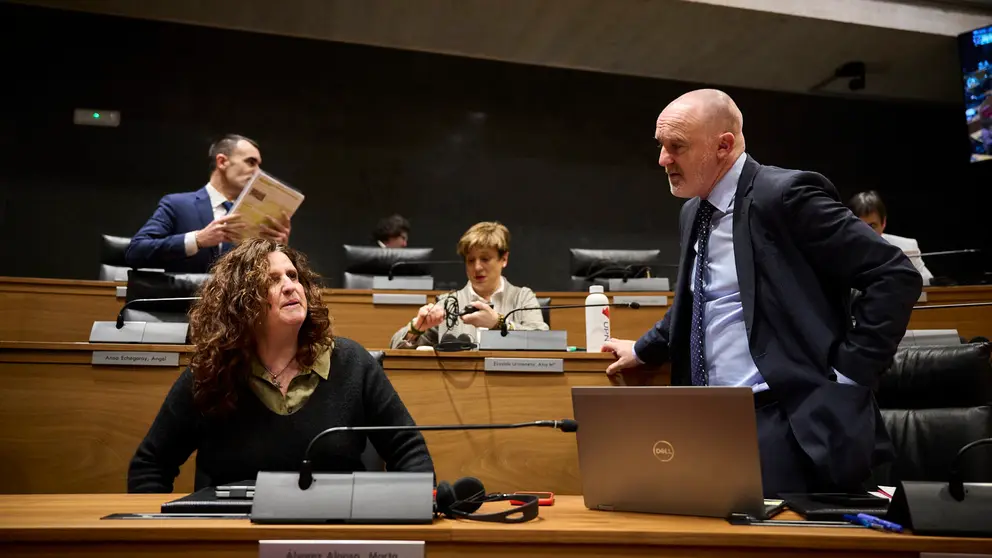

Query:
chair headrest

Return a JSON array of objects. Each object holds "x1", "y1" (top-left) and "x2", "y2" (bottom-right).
[
  {"x1": 877, "y1": 343, "x2": 992, "y2": 409},
  {"x1": 569, "y1": 248, "x2": 660, "y2": 277},
  {"x1": 367, "y1": 350, "x2": 385, "y2": 365},
  {"x1": 342, "y1": 245, "x2": 434, "y2": 275},
  {"x1": 100, "y1": 235, "x2": 131, "y2": 266},
  {"x1": 126, "y1": 270, "x2": 211, "y2": 301}
]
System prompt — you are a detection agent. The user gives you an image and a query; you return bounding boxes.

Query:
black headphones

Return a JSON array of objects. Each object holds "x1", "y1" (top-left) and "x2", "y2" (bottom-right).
[
  {"x1": 436, "y1": 333, "x2": 477, "y2": 352},
  {"x1": 435, "y1": 477, "x2": 539, "y2": 523}
]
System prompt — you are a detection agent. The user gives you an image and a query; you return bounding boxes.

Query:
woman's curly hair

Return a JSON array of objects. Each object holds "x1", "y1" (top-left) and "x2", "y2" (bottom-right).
[{"x1": 188, "y1": 238, "x2": 332, "y2": 416}]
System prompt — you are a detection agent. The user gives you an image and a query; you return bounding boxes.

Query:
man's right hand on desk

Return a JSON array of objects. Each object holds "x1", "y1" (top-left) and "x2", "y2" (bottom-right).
[
  {"x1": 602, "y1": 338, "x2": 639, "y2": 375},
  {"x1": 195, "y1": 215, "x2": 246, "y2": 249}
]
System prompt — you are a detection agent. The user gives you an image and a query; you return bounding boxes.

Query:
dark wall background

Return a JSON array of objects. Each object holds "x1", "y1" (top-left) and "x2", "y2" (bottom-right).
[{"x1": 1, "y1": 4, "x2": 988, "y2": 290}]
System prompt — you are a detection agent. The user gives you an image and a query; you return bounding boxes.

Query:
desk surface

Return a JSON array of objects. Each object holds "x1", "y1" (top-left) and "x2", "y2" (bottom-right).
[{"x1": 0, "y1": 494, "x2": 986, "y2": 555}]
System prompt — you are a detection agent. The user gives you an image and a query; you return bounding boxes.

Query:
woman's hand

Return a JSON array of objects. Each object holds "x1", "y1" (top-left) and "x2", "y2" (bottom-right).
[
  {"x1": 412, "y1": 303, "x2": 445, "y2": 333},
  {"x1": 461, "y1": 301, "x2": 500, "y2": 329}
]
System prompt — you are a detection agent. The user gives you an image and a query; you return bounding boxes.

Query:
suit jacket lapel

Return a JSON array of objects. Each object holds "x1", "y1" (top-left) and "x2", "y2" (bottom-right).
[
  {"x1": 193, "y1": 187, "x2": 217, "y2": 258},
  {"x1": 671, "y1": 198, "x2": 700, "y2": 348},
  {"x1": 733, "y1": 155, "x2": 760, "y2": 341}
]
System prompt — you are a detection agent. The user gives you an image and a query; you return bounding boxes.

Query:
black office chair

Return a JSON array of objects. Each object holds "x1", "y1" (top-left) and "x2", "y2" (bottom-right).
[
  {"x1": 568, "y1": 248, "x2": 661, "y2": 291},
  {"x1": 342, "y1": 245, "x2": 434, "y2": 288},
  {"x1": 99, "y1": 234, "x2": 132, "y2": 281},
  {"x1": 536, "y1": 297, "x2": 551, "y2": 328},
  {"x1": 120, "y1": 270, "x2": 211, "y2": 324},
  {"x1": 873, "y1": 342, "x2": 992, "y2": 485}
]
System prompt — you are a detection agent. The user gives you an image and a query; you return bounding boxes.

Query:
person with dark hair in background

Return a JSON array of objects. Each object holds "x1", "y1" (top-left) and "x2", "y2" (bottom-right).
[
  {"x1": 374, "y1": 214, "x2": 410, "y2": 248},
  {"x1": 847, "y1": 190, "x2": 933, "y2": 285},
  {"x1": 125, "y1": 134, "x2": 292, "y2": 273},
  {"x1": 603, "y1": 89, "x2": 922, "y2": 497},
  {"x1": 127, "y1": 238, "x2": 433, "y2": 492}
]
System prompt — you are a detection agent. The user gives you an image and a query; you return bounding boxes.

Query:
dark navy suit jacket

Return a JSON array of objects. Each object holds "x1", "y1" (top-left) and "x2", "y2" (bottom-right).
[
  {"x1": 125, "y1": 187, "x2": 221, "y2": 273},
  {"x1": 634, "y1": 156, "x2": 922, "y2": 489}
]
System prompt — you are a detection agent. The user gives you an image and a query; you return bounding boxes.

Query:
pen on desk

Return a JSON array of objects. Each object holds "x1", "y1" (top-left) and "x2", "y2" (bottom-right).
[
  {"x1": 844, "y1": 514, "x2": 903, "y2": 533},
  {"x1": 858, "y1": 513, "x2": 904, "y2": 533}
]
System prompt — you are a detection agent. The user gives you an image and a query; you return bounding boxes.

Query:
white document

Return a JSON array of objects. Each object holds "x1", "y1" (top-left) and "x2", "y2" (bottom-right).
[{"x1": 230, "y1": 170, "x2": 304, "y2": 239}]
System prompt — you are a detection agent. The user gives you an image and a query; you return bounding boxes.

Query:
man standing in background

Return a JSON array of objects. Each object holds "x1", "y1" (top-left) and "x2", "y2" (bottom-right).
[{"x1": 125, "y1": 134, "x2": 291, "y2": 273}]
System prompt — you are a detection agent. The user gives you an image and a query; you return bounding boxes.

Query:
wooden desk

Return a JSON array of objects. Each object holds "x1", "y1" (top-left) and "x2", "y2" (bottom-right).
[
  {"x1": 5, "y1": 276, "x2": 991, "y2": 345},
  {"x1": 0, "y1": 342, "x2": 639, "y2": 495},
  {"x1": 0, "y1": 494, "x2": 987, "y2": 557},
  {"x1": 0, "y1": 277, "x2": 123, "y2": 343},
  {"x1": 0, "y1": 277, "x2": 665, "y2": 347},
  {"x1": 324, "y1": 289, "x2": 666, "y2": 349}
]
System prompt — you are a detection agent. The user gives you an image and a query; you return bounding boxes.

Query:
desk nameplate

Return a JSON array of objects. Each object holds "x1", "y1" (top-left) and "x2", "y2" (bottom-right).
[
  {"x1": 92, "y1": 351, "x2": 179, "y2": 367},
  {"x1": 613, "y1": 295, "x2": 668, "y2": 307},
  {"x1": 260, "y1": 540, "x2": 424, "y2": 558},
  {"x1": 484, "y1": 357, "x2": 564, "y2": 373},
  {"x1": 372, "y1": 293, "x2": 428, "y2": 306}
]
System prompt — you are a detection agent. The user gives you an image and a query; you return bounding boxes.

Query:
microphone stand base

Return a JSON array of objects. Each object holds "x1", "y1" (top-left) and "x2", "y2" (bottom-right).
[
  {"x1": 887, "y1": 480, "x2": 992, "y2": 537},
  {"x1": 251, "y1": 472, "x2": 434, "y2": 524}
]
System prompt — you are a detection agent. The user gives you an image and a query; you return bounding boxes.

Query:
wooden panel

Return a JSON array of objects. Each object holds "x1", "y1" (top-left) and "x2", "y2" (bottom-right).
[
  {"x1": 0, "y1": 359, "x2": 196, "y2": 494},
  {"x1": 0, "y1": 277, "x2": 123, "y2": 343},
  {"x1": 909, "y1": 302, "x2": 992, "y2": 341},
  {"x1": 3, "y1": 277, "x2": 989, "y2": 346},
  {"x1": 0, "y1": 343, "x2": 658, "y2": 495},
  {"x1": 0, "y1": 494, "x2": 988, "y2": 556}
]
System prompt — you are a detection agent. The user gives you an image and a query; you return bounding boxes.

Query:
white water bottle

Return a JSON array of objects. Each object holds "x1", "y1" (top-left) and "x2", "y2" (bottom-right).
[{"x1": 585, "y1": 285, "x2": 611, "y2": 353}]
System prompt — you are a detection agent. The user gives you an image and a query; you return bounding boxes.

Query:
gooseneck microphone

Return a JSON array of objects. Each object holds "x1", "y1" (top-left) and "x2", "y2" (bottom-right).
[
  {"x1": 498, "y1": 302, "x2": 641, "y2": 336},
  {"x1": 386, "y1": 260, "x2": 463, "y2": 280},
  {"x1": 298, "y1": 420, "x2": 579, "y2": 489},
  {"x1": 115, "y1": 297, "x2": 201, "y2": 329},
  {"x1": 948, "y1": 437, "x2": 992, "y2": 501},
  {"x1": 918, "y1": 249, "x2": 981, "y2": 257}
]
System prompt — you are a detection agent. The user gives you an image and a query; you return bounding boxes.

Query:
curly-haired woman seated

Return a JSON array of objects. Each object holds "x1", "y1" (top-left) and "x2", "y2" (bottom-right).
[
  {"x1": 128, "y1": 238, "x2": 434, "y2": 493},
  {"x1": 389, "y1": 221, "x2": 548, "y2": 348}
]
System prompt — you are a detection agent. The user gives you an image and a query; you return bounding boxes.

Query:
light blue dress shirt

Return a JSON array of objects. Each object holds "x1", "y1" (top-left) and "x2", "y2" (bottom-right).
[
  {"x1": 691, "y1": 153, "x2": 766, "y2": 391},
  {"x1": 635, "y1": 152, "x2": 857, "y2": 390}
]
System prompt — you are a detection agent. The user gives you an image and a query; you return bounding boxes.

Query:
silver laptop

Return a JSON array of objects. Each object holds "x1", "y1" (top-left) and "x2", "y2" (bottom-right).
[{"x1": 572, "y1": 386, "x2": 766, "y2": 519}]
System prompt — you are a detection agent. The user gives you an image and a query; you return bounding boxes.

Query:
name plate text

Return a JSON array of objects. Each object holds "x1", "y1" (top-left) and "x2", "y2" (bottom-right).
[
  {"x1": 92, "y1": 351, "x2": 179, "y2": 367},
  {"x1": 260, "y1": 540, "x2": 424, "y2": 558},
  {"x1": 484, "y1": 357, "x2": 564, "y2": 373}
]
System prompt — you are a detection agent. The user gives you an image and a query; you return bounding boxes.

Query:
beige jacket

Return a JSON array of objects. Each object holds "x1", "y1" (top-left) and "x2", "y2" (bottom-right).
[{"x1": 389, "y1": 278, "x2": 548, "y2": 348}]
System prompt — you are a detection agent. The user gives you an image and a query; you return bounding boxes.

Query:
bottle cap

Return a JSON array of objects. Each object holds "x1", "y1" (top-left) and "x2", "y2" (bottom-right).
[{"x1": 589, "y1": 285, "x2": 605, "y2": 294}]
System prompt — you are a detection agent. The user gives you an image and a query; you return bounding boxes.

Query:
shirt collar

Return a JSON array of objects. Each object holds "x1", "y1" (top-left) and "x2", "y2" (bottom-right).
[
  {"x1": 250, "y1": 344, "x2": 333, "y2": 382},
  {"x1": 204, "y1": 183, "x2": 232, "y2": 210},
  {"x1": 703, "y1": 152, "x2": 747, "y2": 213},
  {"x1": 468, "y1": 276, "x2": 506, "y2": 302}
]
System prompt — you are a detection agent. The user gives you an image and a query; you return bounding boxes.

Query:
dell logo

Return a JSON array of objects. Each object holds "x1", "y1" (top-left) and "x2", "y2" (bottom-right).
[{"x1": 652, "y1": 440, "x2": 675, "y2": 462}]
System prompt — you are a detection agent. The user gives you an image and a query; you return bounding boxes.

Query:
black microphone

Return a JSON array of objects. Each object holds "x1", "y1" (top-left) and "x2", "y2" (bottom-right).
[
  {"x1": 387, "y1": 260, "x2": 463, "y2": 280},
  {"x1": 948, "y1": 437, "x2": 992, "y2": 501},
  {"x1": 499, "y1": 302, "x2": 641, "y2": 336},
  {"x1": 458, "y1": 302, "x2": 493, "y2": 317},
  {"x1": 115, "y1": 297, "x2": 201, "y2": 329},
  {"x1": 918, "y1": 249, "x2": 981, "y2": 257},
  {"x1": 298, "y1": 420, "x2": 579, "y2": 489},
  {"x1": 912, "y1": 302, "x2": 992, "y2": 310}
]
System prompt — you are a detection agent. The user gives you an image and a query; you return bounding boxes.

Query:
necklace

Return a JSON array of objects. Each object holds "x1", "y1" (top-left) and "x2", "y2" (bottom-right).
[{"x1": 262, "y1": 359, "x2": 295, "y2": 389}]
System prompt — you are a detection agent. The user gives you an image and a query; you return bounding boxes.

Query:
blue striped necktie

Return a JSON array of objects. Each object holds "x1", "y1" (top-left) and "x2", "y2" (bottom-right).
[
  {"x1": 219, "y1": 201, "x2": 234, "y2": 254},
  {"x1": 689, "y1": 200, "x2": 715, "y2": 387}
]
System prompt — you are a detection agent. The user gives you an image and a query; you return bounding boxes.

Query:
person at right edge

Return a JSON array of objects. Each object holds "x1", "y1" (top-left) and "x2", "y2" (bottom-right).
[{"x1": 602, "y1": 89, "x2": 922, "y2": 497}]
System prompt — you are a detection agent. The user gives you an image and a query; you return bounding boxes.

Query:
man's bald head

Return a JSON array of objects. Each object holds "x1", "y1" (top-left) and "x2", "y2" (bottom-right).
[
  {"x1": 665, "y1": 89, "x2": 744, "y2": 146},
  {"x1": 655, "y1": 89, "x2": 746, "y2": 199}
]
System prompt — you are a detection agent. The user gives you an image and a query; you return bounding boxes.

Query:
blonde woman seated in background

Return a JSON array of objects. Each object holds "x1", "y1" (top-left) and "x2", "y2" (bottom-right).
[{"x1": 390, "y1": 221, "x2": 548, "y2": 348}]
